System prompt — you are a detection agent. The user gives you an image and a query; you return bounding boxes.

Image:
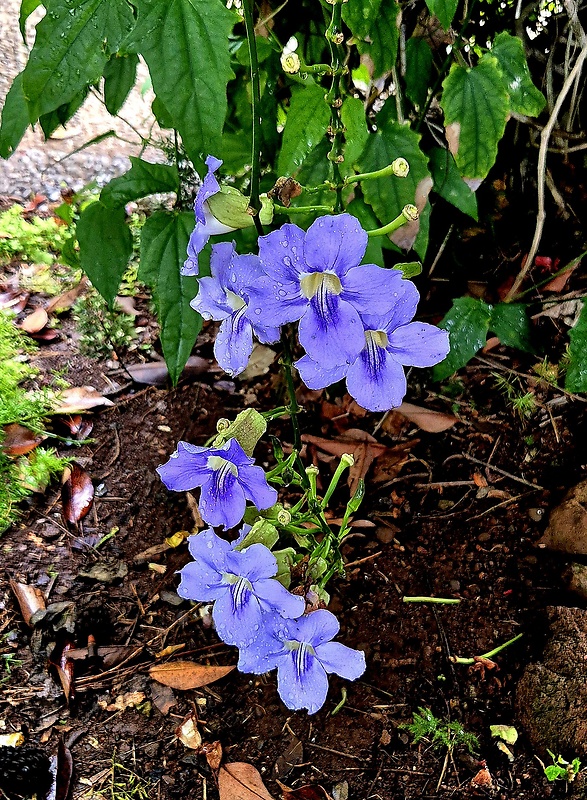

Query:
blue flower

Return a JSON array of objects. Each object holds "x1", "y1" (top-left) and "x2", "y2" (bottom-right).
[
  {"x1": 157, "y1": 438, "x2": 278, "y2": 529},
  {"x1": 246, "y1": 214, "x2": 406, "y2": 369},
  {"x1": 190, "y1": 242, "x2": 280, "y2": 376},
  {"x1": 238, "y1": 609, "x2": 366, "y2": 714},
  {"x1": 182, "y1": 156, "x2": 235, "y2": 276},
  {"x1": 177, "y1": 528, "x2": 305, "y2": 647},
  {"x1": 295, "y1": 280, "x2": 450, "y2": 411}
]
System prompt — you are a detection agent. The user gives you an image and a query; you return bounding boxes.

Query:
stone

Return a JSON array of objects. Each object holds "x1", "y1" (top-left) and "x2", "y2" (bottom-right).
[{"x1": 537, "y1": 480, "x2": 587, "y2": 555}]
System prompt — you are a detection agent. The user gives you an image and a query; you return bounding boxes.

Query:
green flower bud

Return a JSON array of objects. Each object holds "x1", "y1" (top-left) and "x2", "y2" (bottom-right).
[
  {"x1": 391, "y1": 158, "x2": 410, "y2": 178},
  {"x1": 402, "y1": 204, "x2": 419, "y2": 221},
  {"x1": 281, "y1": 52, "x2": 301, "y2": 74}
]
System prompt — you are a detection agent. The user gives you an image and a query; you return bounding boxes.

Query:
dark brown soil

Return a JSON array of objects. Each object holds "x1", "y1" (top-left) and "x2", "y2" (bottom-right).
[{"x1": 2, "y1": 289, "x2": 587, "y2": 800}]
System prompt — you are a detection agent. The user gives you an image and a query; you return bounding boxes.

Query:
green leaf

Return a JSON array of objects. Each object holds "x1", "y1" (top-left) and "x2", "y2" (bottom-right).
[
  {"x1": 491, "y1": 32, "x2": 546, "y2": 117},
  {"x1": 429, "y1": 147, "x2": 478, "y2": 219},
  {"x1": 440, "y1": 56, "x2": 510, "y2": 180},
  {"x1": 103, "y1": 53, "x2": 139, "y2": 116},
  {"x1": 220, "y1": 132, "x2": 252, "y2": 175},
  {"x1": 394, "y1": 261, "x2": 422, "y2": 279},
  {"x1": 489, "y1": 725, "x2": 518, "y2": 745},
  {"x1": 490, "y1": 303, "x2": 533, "y2": 352},
  {"x1": 101, "y1": 157, "x2": 179, "y2": 207},
  {"x1": 354, "y1": 0, "x2": 400, "y2": 79},
  {"x1": 151, "y1": 97, "x2": 174, "y2": 129},
  {"x1": 341, "y1": 96, "x2": 369, "y2": 168},
  {"x1": 76, "y1": 202, "x2": 133, "y2": 308},
  {"x1": 0, "y1": 73, "x2": 30, "y2": 159},
  {"x1": 346, "y1": 197, "x2": 384, "y2": 267},
  {"x1": 138, "y1": 211, "x2": 201, "y2": 384},
  {"x1": 424, "y1": 0, "x2": 458, "y2": 30},
  {"x1": 22, "y1": 0, "x2": 134, "y2": 120},
  {"x1": 19, "y1": 0, "x2": 42, "y2": 41},
  {"x1": 432, "y1": 296, "x2": 492, "y2": 381},
  {"x1": 357, "y1": 121, "x2": 431, "y2": 259},
  {"x1": 123, "y1": 0, "x2": 237, "y2": 172},
  {"x1": 565, "y1": 299, "x2": 587, "y2": 393},
  {"x1": 39, "y1": 88, "x2": 88, "y2": 138},
  {"x1": 404, "y1": 38, "x2": 433, "y2": 109},
  {"x1": 342, "y1": 0, "x2": 383, "y2": 39},
  {"x1": 278, "y1": 83, "x2": 330, "y2": 176}
]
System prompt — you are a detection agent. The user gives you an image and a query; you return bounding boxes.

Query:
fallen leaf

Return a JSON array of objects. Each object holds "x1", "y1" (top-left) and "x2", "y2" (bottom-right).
[
  {"x1": 302, "y1": 429, "x2": 388, "y2": 494},
  {"x1": 10, "y1": 580, "x2": 46, "y2": 626},
  {"x1": 151, "y1": 681, "x2": 177, "y2": 716},
  {"x1": 470, "y1": 766, "x2": 493, "y2": 787},
  {"x1": 202, "y1": 741, "x2": 223, "y2": 772},
  {"x1": 0, "y1": 288, "x2": 29, "y2": 312},
  {"x1": 115, "y1": 295, "x2": 139, "y2": 315},
  {"x1": 126, "y1": 356, "x2": 208, "y2": 385},
  {"x1": 371, "y1": 441, "x2": 417, "y2": 484},
  {"x1": 490, "y1": 724, "x2": 518, "y2": 744},
  {"x1": 47, "y1": 739, "x2": 73, "y2": 800},
  {"x1": 46, "y1": 278, "x2": 88, "y2": 313},
  {"x1": 543, "y1": 264, "x2": 577, "y2": 293},
  {"x1": 61, "y1": 462, "x2": 94, "y2": 524},
  {"x1": 98, "y1": 691, "x2": 146, "y2": 712},
  {"x1": 52, "y1": 386, "x2": 114, "y2": 414},
  {"x1": 49, "y1": 641, "x2": 76, "y2": 704},
  {"x1": 29, "y1": 327, "x2": 59, "y2": 342},
  {"x1": 218, "y1": 762, "x2": 275, "y2": 800},
  {"x1": 77, "y1": 561, "x2": 128, "y2": 584},
  {"x1": 149, "y1": 661, "x2": 235, "y2": 690},
  {"x1": 175, "y1": 712, "x2": 202, "y2": 749},
  {"x1": 19, "y1": 307, "x2": 49, "y2": 334},
  {"x1": 65, "y1": 645, "x2": 141, "y2": 669},
  {"x1": 496, "y1": 741, "x2": 515, "y2": 761},
  {"x1": 2, "y1": 424, "x2": 46, "y2": 456},
  {"x1": 62, "y1": 415, "x2": 93, "y2": 440},
  {"x1": 280, "y1": 786, "x2": 332, "y2": 800},
  {"x1": 396, "y1": 402, "x2": 458, "y2": 433},
  {"x1": 272, "y1": 732, "x2": 303, "y2": 780},
  {"x1": 238, "y1": 344, "x2": 276, "y2": 380}
]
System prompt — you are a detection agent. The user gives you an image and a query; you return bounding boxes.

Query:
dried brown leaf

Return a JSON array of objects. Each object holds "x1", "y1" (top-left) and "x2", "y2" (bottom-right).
[
  {"x1": 302, "y1": 429, "x2": 388, "y2": 494},
  {"x1": 175, "y1": 712, "x2": 202, "y2": 749},
  {"x1": 471, "y1": 767, "x2": 493, "y2": 787},
  {"x1": 151, "y1": 681, "x2": 177, "y2": 716},
  {"x1": 149, "y1": 661, "x2": 235, "y2": 690},
  {"x1": 396, "y1": 402, "x2": 457, "y2": 433},
  {"x1": 2, "y1": 423, "x2": 46, "y2": 456},
  {"x1": 99, "y1": 691, "x2": 146, "y2": 712},
  {"x1": 49, "y1": 641, "x2": 76, "y2": 704},
  {"x1": 371, "y1": 441, "x2": 417, "y2": 484},
  {"x1": 0, "y1": 288, "x2": 29, "y2": 312},
  {"x1": 202, "y1": 741, "x2": 223, "y2": 772},
  {"x1": 280, "y1": 786, "x2": 332, "y2": 800},
  {"x1": 61, "y1": 462, "x2": 94, "y2": 524},
  {"x1": 47, "y1": 739, "x2": 73, "y2": 800},
  {"x1": 53, "y1": 386, "x2": 114, "y2": 414},
  {"x1": 10, "y1": 580, "x2": 46, "y2": 626},
  {"x1": 19, "y1": 307, "x2": 49, "y2": 333},
  {"x1": 218, "y1": 762, "x2": 275, "y2": 800},
  {"x1": 46, "y1": 278, "x2": 88, "y2": 313}
]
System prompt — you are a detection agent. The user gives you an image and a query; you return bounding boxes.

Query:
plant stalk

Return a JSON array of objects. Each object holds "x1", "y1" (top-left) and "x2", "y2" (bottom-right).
[{"x1": 243, "y1": 0, "x2": 264, "y2": 236}]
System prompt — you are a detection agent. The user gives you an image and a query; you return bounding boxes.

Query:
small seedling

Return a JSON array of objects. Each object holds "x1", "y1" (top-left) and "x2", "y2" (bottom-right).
[
  {"x1": 400, "y1": 707, "x2": 479, "y2": 755},
  {"x1": 493, "y1": 373, "x2": 538, "y2": 419},
  {"x1": 79, "y1": 751, "x2": 150, "y2": 800},
  {"x1": 540, "y1": 750, "x2": 582, "y2": 783},
  {"x1": 72, "y1": 290, "x2": 140, "y2": 359}
]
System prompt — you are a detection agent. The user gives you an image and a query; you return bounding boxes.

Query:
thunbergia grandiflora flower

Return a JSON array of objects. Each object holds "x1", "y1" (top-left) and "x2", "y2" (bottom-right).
[
  {"x1": 237, "y1": 608, "x2": 366, "y2": 714},
  {"x1": 247, "y1": 213, "x2": 407, "y2": 368},
  {"x1": 156, "y1": 438, "x2": 277, "y2": 529},
  {"x1": 190, "y1": 241, "x2": 280, "y2": 376},
  {"x1": 182, "y1": 155, "x2": 235, "y2": 276},
  {"x1": 295, "y1": 279, "x2": 450, "y2": 411},
  {"x1": 177, "y1": 529, "x2": 305, "y2": 648}
]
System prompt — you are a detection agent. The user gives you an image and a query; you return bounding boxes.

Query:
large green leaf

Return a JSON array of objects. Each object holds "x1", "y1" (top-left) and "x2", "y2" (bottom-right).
[
  {"x1": 357, "y1": 121, "x2": 431, "y2": 259},
  {"x1": 0, "y1": 73, "x2": 30, "y2": 159},
  {"x1": 103, "y1": 53, "x2": 139, "y2": 116},
  {"x1": 138, "y1": 212, "x2": 201, "y2": 384},
  {"x1": 440, "y1": 56, "x2": 510, "y2": 181},
  {"x1": 354, "y1": 0, "x2": 400, "y2": 79},
  {"x1": 19, "y1": 0, "x2": 42, "y2": 41},
  {"x1": 76, "y1": 202, "x2": 133, "y2": 308},
  {"x1": 404, "y1": 38, "x2": 433, "y2": 109},
  {"x1": 101, "y1": 157, "x2": 179, "y2": 207},
  {"x1": 123, "y1": 0, "x2": 237, "y2": 171},
  {"x1": 565, "y1": 299, "x2": 587, "y2": 393},
  {"x1": 341, "y1": 96, "x2": 369, "y2": 168},
  {"x1": 429, "y1": 147, "x2": 478, "y2": 220},
  {"x1": 491, "y1": 32, "x2": 546, "y2": 118},
  {"x1": 490, "y1": 303, "x2": 533, "y2": 352},
  {"x1": 424, "y1": 0, "x2": 458, "y2": 30},
  {"x1": 39, "y1": 88, "x2": 88, "y2": 139},
  {"x1": 432, "y1": 297, "x2": 492, "y2": 381},
  {"x1": 277, "y1": 83, "x2": 330, "y2": 176},
  {"x1": 345, "y1": 197, "x2": 384, "y2": 267},
  {"x1": 22, "y1": 0, "x2": 134, "y2": 120},
  {"x1": 342, "y1": 0, "x2": 383, "y2": 38}
]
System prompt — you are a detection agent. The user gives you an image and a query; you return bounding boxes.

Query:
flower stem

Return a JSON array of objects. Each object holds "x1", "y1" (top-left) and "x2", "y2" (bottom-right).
[
  {"x1": 367, "y1": 206, "x2": 418, "y2": 238},
  {"x1": 345, "y1": 159, "x2": 410, "y2": 185},
  {"x1": 403, "y1": 596, "x2": 461, "y2": 605},
  {"x1": 450, "y1": 633, "x2": 524, "y2": 665},
  {"x1": 274, "y1": 204, "x2": 335, "y2": 215},
  {"x1": 243, "y1": 0, "x2": 264, "y2": 237},
  {"x1": 325, "y1": 0, "x2": 346, "y2": 212}
]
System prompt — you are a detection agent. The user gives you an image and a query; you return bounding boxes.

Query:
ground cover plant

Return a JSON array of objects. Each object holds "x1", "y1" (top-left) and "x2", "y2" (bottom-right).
[{"x1": 2, "y1": 0, "x2": 587, "y2": 798}]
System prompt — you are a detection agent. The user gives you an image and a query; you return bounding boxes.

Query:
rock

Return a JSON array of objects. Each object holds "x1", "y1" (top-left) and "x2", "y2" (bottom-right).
[
  {"x1": 565, "y1": 563, "x2": 587, "y2": 601},
  {"x1": 516, "y1": 606, "x2": 587, "y2": 758},
  {"x1": 537, "y1": 480, "x2": 587, "y2": 555}
]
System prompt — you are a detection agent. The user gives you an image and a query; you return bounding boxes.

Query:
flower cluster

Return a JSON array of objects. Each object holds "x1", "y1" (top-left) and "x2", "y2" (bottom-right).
[
  {"x1": 185, "y1": 158, "x2": 450, "y2": 410},
  {"x1": 177, "y1": 527, "x2": 365, "y2": 714}
]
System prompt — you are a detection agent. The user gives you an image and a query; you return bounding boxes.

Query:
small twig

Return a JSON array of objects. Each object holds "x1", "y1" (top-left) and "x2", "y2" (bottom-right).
[
  {"x1": 443, "y1": 453, "x2": 543, "y2": 491},
  {"x1": 345, "y1": 552, "x2": 383, "y2": 569},
  {"x1": 403, "y1": 596, "x2": 461, "y2": 605},
  {"x1": 306, "y1": 743, "x2": 362, "y2": 761}
]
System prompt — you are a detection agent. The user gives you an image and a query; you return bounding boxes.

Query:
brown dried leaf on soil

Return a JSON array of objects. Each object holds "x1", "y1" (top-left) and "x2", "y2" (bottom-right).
[
  {"x1": 0, "y1": 288, "x2": 29, "y2": 312},
  {"x1": 1, "y1": 423, "x2": 45, "y2": 455},
  {"x1": 149, "y1": 661, "x2": 235, "y2": 690},
  {"x1": 218, "y1": 762, "x2": 275, "y2": 800},
  {"x1": 272, "y1": 731, "x2": 303, "y2": 780},
  {"x1": 98, "y1": 691, "x2": 145, "y2": 712},
  {"x1": 49, "y1": 641, "x2": 76, "y2": 704},
  {"x1": 396, "y1": 402, "x2": 458, "y2": 433},
  {"x1": 53, "y1": 386, "x2": 114, "y2": 414},
  {"x1": 371, "y1": 440, "x2": 417, "y2": 484},
  {"x1": 175, "y1": 711, "x2": 202, "y2": 749},
  {"x1": 278, "y1": 784, "x2": 332, "y2": 800},
  {"x1": 47, "y1": 739, "x2": 73, "y2": 800},
  {"x1": 126, "y1": 356, "x2": 208, "y2": 385},
  {"x1": 302, "y1": 429, "x2": 388, "y2": 494},
  {"x1": 61, "y1": 462, "x2": 94, "y2": 524},
  {"x1": 46, "y1": 277, "x2": 88, "y2": 313},
  {"x1": 201, "y1": 740, "x2": 223, "y2": 772},
  {"x1": 10, "y1": 580, "x2": 46, "y2": 626},
  {"x1": 151, "y1": 681, "x2": 177, "y2": 716},
  {"x1": 19, "y1": 307, "x2": 49, "y2": 333}
]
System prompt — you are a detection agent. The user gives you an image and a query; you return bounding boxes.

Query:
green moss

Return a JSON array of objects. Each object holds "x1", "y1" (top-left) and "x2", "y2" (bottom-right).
[{"x1": 0, "y1": 205, "x2": 69, "y2": 266}]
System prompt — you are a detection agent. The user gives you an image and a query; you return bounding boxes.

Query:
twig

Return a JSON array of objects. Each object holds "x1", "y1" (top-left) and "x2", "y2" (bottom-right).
[{"x1": 443, "y1": 453, "x2": 543, "y2": 491}]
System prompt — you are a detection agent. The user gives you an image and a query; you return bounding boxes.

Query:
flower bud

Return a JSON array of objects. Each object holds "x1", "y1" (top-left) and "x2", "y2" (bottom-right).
[
  {"x1": 391, "y1": 157, "x2": 410, "y2": 178},
  {"x1": 340, "y1": 453, "x2": 355, "y2": 468},
  {"x1": 277, "y1": 508, "x2": 292, "y2": 525},
  {"x1": 281, "y1": 52, "x2": 301, "y2": 74},
  {"x1": 216, "y1": 418, "x2": 230, "y2": 433},
  {"x1": 402, "y1": 204, "x2": 419, "y2": 221}
]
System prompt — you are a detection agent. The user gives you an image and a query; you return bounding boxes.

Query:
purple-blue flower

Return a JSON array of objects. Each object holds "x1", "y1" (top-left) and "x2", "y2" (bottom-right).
[
  {"x1": 182, "y1": 156, "x2": 235, "y2": 276},
  {"x1": 190, "y1": 242, "x2": 280, "y2": 376},
  {"x1": 157, "y1": 438, "x2": 278, "y2": 529},
  {"x1": 246, "y1": 214, "x2": 406, "y2": 369},
  {"x1": 295, "y1": 280, "x2": 450, "y2": 411},
  {"x1": 177, "y1": 528, "x2": 305, "y2": 647},
  {"x1": 238, "y1": 609, "x2": 366, "y2": 714}
]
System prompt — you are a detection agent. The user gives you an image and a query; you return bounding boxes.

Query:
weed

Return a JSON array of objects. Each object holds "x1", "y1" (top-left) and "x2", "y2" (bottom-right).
[
  {"x1": 0, "y1": 205, "x2": 69, "y2": 266},
  {"x1": 492, "y1": 373, "x2": 538, "y2": 419},
  {"x1": 400, "y1": 707, "x2": 479, "y2": 755},
  {"x1": 540, "y1": 750, "x2": 582, "y2": 782},
  {"x1": 72, "y1": 290, "x2": 140, "y2": 359},
  {"x1": 0, "y1": 633, "x2": 22, "y2": 685},
  {"x1": 79, "y1": 752, "x2": 151, "y2": 800},
  {"x1": 533, "y1": 358, "x2": 560, "y2": 388}
]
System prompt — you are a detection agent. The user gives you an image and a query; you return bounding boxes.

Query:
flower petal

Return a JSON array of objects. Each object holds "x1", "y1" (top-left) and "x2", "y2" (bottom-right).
[
  {"x1": 299, "y1": 295, "x2": 364, "y2": 368},
  {"x1": 195, "y1": 155, "x2": 223, "y2": 225},
  {"x1": 276, "y1": 648, "x2": 329, "y2": 714},
  {"x1": 289, "y1": 609, "x2": 340, "y2": 647},
  {"x1": 230, "y1": 253, "x2": 265, "y2": 296},
  {"x1": 176, "y1": 560, "x2": 226, "y2": 602},
  {"x1": 294, "y1": 354, "x2": 348, "y2": 390},
  {"x1": 254, "y1": 578, "x2": 306, "y2": 619},
  {"x1": 314, "y1": 641, "x2": 366, "y2": 680},
  {"x1": 224, "y1": 544, "x2": 277, "y2": 582},
  {"x1": 251, "y1": 321, "x2": 281, "y2": 344},
  {"x1": 190, "y1": 275, "x2": 231, "y2": 320},
  {"x1": 246, "y1": 276, "x2": 307, "y2": 327},
  {"x1": 156, "y1": 441, "x2": 210, "y2": 492},
  {"x1": 258, "y1": 223, "x2": 307, "y2": 283},
  {"x1": 237, "y1": 464, "x2": 278, "y2": 510},
  {"x1": 216, "y1": 438, "x2": 254, "y2": 468},
  {"x1": 346, "y1": 346, "x2": 407, "y2": 411},
  {"x1": 304, "y1": 214, "x2": 367, "y2": 277},
  {"x1": 182, "y1": 230, "x2": 203, "y2": 276},
  {"x1": 198, "y1": 470, "x2": 247, "y2": 529},
  {"x1": 213, "y1": 584, "x2": 263, "y2": 647},
  {"x1": 186, "y1": 528, "x2": 233, "y2": 568},
  {"x1": 214, "y1": 310, "x2": 254, "y2": 376},
  {"x1": 237, "y1": 614, "x2": 287, "y2": 673},
  {"x1": 387, "y1": 322, "x2": 450, "y2": 367},
  {"x1": 342, "y1": 264, "x2": 405, "y2": 315}
]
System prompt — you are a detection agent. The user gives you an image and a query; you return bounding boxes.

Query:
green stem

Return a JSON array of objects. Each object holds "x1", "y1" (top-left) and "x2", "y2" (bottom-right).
[
  {"x1": 243, "y1": 0, "x2": 264, "y2": 236},
  {"x1": 450, "y1": 633, "x2": 524, "y2": 665},
  {"x1": 325, "y1": 0, "x2": 346, "y2": 211},
  {"x1": 274, "y1": 204, "x2": 335, "y2": 214},
  {"x1": 403, "y1": 596, "x2": 461, "y2": 605},
  {"x1": 367, "y1": 208, "x2": 415, "y2": 238},
  {"x1": 345, "y1": 160, "x2": 409, "y2": 185}
]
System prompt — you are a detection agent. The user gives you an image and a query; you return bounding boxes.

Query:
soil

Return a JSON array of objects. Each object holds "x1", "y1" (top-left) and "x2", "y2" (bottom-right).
[{"x1": 2, "y1": 285, "x2": 587, "y2": 800}]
